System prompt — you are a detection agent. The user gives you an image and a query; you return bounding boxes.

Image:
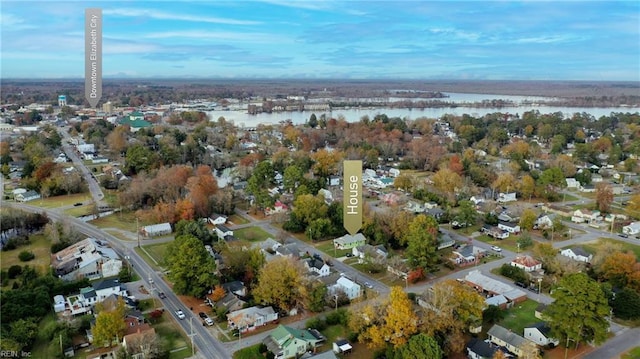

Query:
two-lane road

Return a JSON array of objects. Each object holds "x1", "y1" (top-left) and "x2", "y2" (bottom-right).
[{"x1": 7, "y1": 202, "x2": 231, "y2": 359}]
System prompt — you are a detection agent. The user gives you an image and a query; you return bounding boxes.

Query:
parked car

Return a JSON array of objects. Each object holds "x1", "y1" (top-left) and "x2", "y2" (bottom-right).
[
  {"x1": 198, "y1": 312, "x2": 208, "y2": 319},
  {"x1": 158, "y1": 292, "x2": 166, "y2": 299},
  {"x1": 618, "y1": 233, "x2": 629, "y2": 238},
  {"x1": 345, "y1": 253, "x2": 354, "y2": 257},
  {"x1": 175, "y1": 310, "x2": 186, "y2": 320},
  {"x1": 364, "y1": 282, "x2": 374, "y2": 289},
  {"x1": 491, "y1": 245, "x2": 502, "y2": 252},
  {"x1": 514, "y1": 281, "x2": 527, "y2": 288},
  {"x1": 204, "y1": 317, "x2": 214, "y2": 326}
]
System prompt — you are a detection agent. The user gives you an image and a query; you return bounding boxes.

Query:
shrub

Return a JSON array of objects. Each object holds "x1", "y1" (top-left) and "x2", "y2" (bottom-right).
[
  {"x1": 258, "y1": 343, "x2": 268, "y2": 354},
  {"x1": 8, "y1": 265, "x2": 22, "y2": 279},
  {"x1": 18, "y1": 251, "x2": 35, "y2": 262},
  {"x1": 499, "y1": 264, "x2": 528, "y2": 284},
  {"x1": 326, "y1": 308, "x2": 348, "y2": 326},
  {"x1": 305, "y1": 317, "x2": 326, "y2": 331}
]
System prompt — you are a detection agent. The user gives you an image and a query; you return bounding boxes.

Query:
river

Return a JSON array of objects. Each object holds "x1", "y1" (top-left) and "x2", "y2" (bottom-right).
[{"x1": 206, "y1": 92, "x2": 639, "y2": 127}]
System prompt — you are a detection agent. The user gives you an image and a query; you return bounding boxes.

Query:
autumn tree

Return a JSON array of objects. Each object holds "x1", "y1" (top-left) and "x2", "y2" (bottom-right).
[
  {"x1": 106, "y1": 125, "x2": 129, "y2": 155},
  {"x1": 545, "y1": 273, "x2": 610, "y2": 348},
  {"x1": 404, "y1": 214, "x2": 439, "y2": 272},
  {"x1": 186, "y1": 165, "x2": 218, "y2": 217},
  {"x1": 122, "y1": 329, "x2": 164, "y2": 359},
  {"x1": 253, "y1": 256, "x2": 304, "y2": 312},
  {"x1": 492, "y1": 172, "x2": 518, "y2": 194},
  {"x1": 519, "y1": 209, "x2": 538, "y2": 231},
  {"x1": 595, "y1": 182, "x2": 613, "y2": 213},
  {"x1": 219, "y1": 245, "x2": 265, "y2": 286},
  {"x1": 311, "y1": 148, "x2": 342, "y2": 178},
  {"x1": 421, "y1": 279, "x2": 485, "y2": 354},
  {"x1": 393, "y1": 173, "x2": 414, "y2": 192},
  {"x1": 598, "y1": 251, "x2": 640, "y2": 292},
  {"x1": 626, "y1": 193, "x2": 640, "y2": 219},
  {"x1": 394, "y1": 333, "x2": 443, "y2": 359},
  {"x1": 358, "y1": 286, "x2": 418, "y2": 348},
  {"x1": 432, "y1": 168, "x2": 462, "y2": 203},
  {"x1": 210, "y1": 286, "x2": 226, "y2": 302},
  {"x1": 520, "y1": 175, "x2": 536, "y2": 201},
  {"x1": 93, "y1": 297, "x2": 127, "y2": 347},
  {"x1": 165, "y1": 234, "x2": 217, "y2": 297}
]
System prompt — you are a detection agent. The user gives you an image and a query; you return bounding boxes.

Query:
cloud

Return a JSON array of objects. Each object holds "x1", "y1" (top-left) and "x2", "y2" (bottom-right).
[
  {"x1": 0, "y1": 13, "x2": 37, "y2": 31},
  {"x1": 143, "y1": 30, "x2": 291, "y2": 43},
  {"x1": 103, "y1": 8, "x2": 261, "y2": 25},
  {"x1": 255, "y1": 0, "x2": 334, "y2": 11}
]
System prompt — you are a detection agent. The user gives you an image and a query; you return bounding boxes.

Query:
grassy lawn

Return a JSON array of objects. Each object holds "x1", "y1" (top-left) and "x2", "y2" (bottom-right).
[
  {"x1": 621, "y1": 346, "x2": 640, "y2": 359},
  {"x1": 582, "y1": 238, "x2": 640, "y2": 260},
  {"x1": 227, "y1": 214, "x2": 249, "y2": 225},
  {"x1": 233, "y1": 343, "x2": 262, "y2": 359},
  {"x1": 29, "y1": 314, "x2": 58, "y2": 359},
  {"x1": 498, "y1": 299, "x2": 540, "y2": 335},
  {"x1": 135, "y1": 245, "x2": 165, "y2": 271},
  {"x1": 30, "y1": 193, "x2": 93, "y2": 209},
  {"x1": 234, "y1": 226, "x2": 272, "y2": 242},
  {"x1": 315, "y1": 324, "x2": 375, "y2": 359},
  {"x1": 90, "y1": 211, "x2": 144, "y2": 232},
  {"x1": 64, "y1": 205, "x2": 94, "y2": 217},
  {"x1": 154, "y1": 313, "x2": 192, "y2": 359},
  {"x1": 142, "y1": 242, "x2": 171, "y2": 267},
  {"x1": 315, "y1": 240, "x2": 351, "y2": 258},
  {"x1": 0, "y1": 233, "x2": 51, "y2": 276}
]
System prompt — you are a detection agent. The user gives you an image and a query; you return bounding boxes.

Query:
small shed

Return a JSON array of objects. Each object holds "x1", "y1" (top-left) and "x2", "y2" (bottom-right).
[{"x1": 54, "y1": 294, "x2": 66, "y2": 313}]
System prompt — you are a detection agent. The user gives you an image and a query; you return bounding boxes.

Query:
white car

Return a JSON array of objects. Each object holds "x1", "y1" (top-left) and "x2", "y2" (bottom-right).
[
  {"x1": 364, "y1": 282, "x2": 374, "y2": 289},
  {"x1": 175, "y1": 310, "x2": 186, "y2": 320},
  {"x1": 204, "y1": 317, "x2": 214, "y2": 326},
  {"x1": 491, "y1": 245, "x2": 502, "y2": 252}
]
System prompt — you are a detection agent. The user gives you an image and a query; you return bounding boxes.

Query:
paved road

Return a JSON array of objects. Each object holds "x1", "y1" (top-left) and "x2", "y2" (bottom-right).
[
  {"x1": 583, "y1": 327, "x2": 640, "y2": 359},
  {"x1": 7, "y1": 202, "x2": 232, "y2": 359},
  {"x1": 57, "y1": 127, "x2": 106, "y2": 207}
]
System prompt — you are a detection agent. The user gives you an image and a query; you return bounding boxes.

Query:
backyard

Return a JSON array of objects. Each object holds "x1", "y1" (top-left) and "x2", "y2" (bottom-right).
[
  {"x1": 0, "y1": 233, "x2": 51, "y2": 279},
  {"x1": 234, "y1": 226, "x2": 272, "y2": 242},
  {"x1": 496, "y1": 299, "x2": 539, "y2": 335}
]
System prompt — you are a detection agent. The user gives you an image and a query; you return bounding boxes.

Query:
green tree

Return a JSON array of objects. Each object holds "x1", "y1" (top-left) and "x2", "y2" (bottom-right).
[
  {"x1": 165, "y1": 234, "x2": 217, "y2": 297},
  {"x1": 124, "y1": 143, "x2": 156, "y2": 175},
  {"x1": 611, "y1": 287, "x2": 640, "y2": 320},
  {"x1": 404, "y1": 214, "x2": 439, "y2": 271},
  {"x1": 283, "y1": 165, "x2": 304, "y2": 194},
  {"x1": 545, "y1": 273, "x2": 610, "y2": 348},
  {"x1": 174, "y1": 219, "x2": 215, "y2": 244},
  {"x1": 394, "y1": 173, "x2": 414, "y2": 192},
  {"x1": 93, "y1": 297, "x2": 127, "y2": 347},
  {"x1": 9, "y1": 318, "x2": 38, "y2": 350},
  {"x1": 247, "y1": 161, "x2": 276, "y2": 210},
  {"x1": 394, "y1": 333, "x2": 443, "y2": 359},
  {"x1": 454, "y1": 200, "x2": 477, "y2": 227}
]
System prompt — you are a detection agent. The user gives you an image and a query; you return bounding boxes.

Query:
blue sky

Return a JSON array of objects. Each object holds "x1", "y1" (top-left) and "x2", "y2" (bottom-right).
[{"x1": 1, "y1": 1, "x2": 639, "y2": 80}]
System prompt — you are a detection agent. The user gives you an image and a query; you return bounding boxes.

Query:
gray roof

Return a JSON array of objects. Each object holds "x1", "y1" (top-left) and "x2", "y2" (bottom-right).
[
  {"x1": 569, "y1": 247, "x2": 591, "y2": 257},
  {"x1": 93, "y1": 278, "x2": 121, "y2": 291},
  {"x1": 527, "y1": 322, "x2": 552, "y2": 336},
  {"x1": 488, "y1": 324, "x2": 528, "y2": 348},
  {"x1": 466, "y1": 338, "x2": 498, "y2": 358}
]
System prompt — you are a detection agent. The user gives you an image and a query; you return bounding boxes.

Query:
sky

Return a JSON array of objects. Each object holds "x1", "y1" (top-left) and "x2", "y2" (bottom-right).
[{"x1": 1, "y1": 1, "x2": 639, "y2": 80}]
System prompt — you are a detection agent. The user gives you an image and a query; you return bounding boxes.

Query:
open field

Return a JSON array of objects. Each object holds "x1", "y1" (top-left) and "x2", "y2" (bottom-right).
[
  {"x1": 233, "y1": 344, "x2": 262, "y2": 359},
  {"x1": 621, "y1": 347, "x2": 640, "y2": 359},
  {"x1": 29, "y1": 193, "x2": 93, "y2": 209},
  {"x1": 0, "y1": 233, "x2": 51, "y2": 276},
  {"x1": 63, "y1": 205, "x2": 93, "y2": 217},
  {"x1": 234, "y1": 226, "x2": 272, "y2": 242},
  {"x1": 227, "y1": 214, "x2": 249, "y2": 225},
  {"x1": 582, "y1": 238, "x2": 640, "y2": 259},
  {"x1": 90, "y1": 211, "x2": 146, "y2": 232}
]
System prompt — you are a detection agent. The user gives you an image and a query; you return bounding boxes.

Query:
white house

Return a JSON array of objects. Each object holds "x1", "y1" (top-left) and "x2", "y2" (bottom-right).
[
  {"x1": 487, "y1": 324, "x2": 532, "y2": 358},
  {"x1": 352, "y1": 244, "x2": 388, "y2": 262},
  {"x1": 535, "y1": 213, "x2": 556, "y2": 229},
  {"x1": 227, "y1": 306, "x2": 278, "y2": 333},
  {"x1": 565, "y1": 178, "x2": 580, "y2": 189},
  {"x1": 331, "y1": 277, "x2": 361, "y2": 300},
  {"x1": 524, "y1": 323, "x2": 559, "y2": 346},
  {"x1": 209, "y1": 215, "x2": 227, "y2": 225},
  {"x1": 623, "y1": 221, "x2": 640, "y2": 236},
  {"x1": 141, "y1": 223, "x2": 172, "y2": 237},
  {"x1": 497, "y1": 192, "x2": 517, "y2": 203},
  {"x1": 571, "y1": 209, "x2": 600, "y2": 223},
  {"x1": 560, "y1": 247, "x2": 593, "y2": 263},
  {"x1": 15, "y1": 190, "x2": 41, "y2": 202},
  {"x1": 498, "y1": 221, "x2": 520, "y2": 234},
  {"x1": 304, "y1": 258, "x2": 331, "y2": 277},
  {"x1": 510, "y1": 255, "x2": 542, "y2": 272},
  {"x1": 52, "y1": 238, "x2": 123, "y2": 281},
  {"x1": 215, "y1": 224, "x2": 234, "y2": 241}
]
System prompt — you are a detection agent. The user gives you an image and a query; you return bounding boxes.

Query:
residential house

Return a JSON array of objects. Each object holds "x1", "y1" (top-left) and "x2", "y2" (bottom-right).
[
  {"x1": 209, "y1": 215, "x2": 227, "y2": 225},
  {"x1": 141, "y1": 223, "x2": 172, "y2": 237},
  {"x1": 211, "y1": 292, "x2": 246, "y2": 313},
  {"x1": 332, "y1": 339, "x2": 352, "y2": 355},
  {"x1": 222, "y1": 281, "x2": 247, "y2": 297},
  {"x1": 466, "y1": 338, "x2": 504, "y2": 359},
  {"x1": 542, "y1": 204, "x2": 573, "y2": 217},
  {"x1": 263, "y1": 325, "x2": 325, "y2": 359},
  {"x1": 352, "y1": 244, "x2": 388, "y2": 263},
  {"x1": 275, "y1": 243, "x2": 303, "y2": 259},
  {"x1": 524, "y1": 322, "x2": 559, "y2": 347},
  {"x1": 63, "y1": 279, "x2": 128, "y2": 317},
  {"x1": 15, "y1": 190, "x2": 41, "y2": 202},
  {"x1": 565, "y1": 178, "x2": 580, "y2": 189},
  {"x1": 485, "y1": 294, "x2": 509, "y2": 309},
  {"x1": 510, "y1": 256, "x2": 542, "y2": 272},
  {"x1": 304, "y1": 258, "x2": 331, "y2": 277},
  {"x1": 301, "y1": 351, "x2": 339, "y2": 359},
  {"x1": 483, "y1": 225, "x2": 510, "y2": 239},
  {"x1": 425, "y1": 207, "x2": 445, "y2": 220},
  {"x1": 266, "y1": 200, "x2": 289, "y2": 216},
  {"x1": 497, "y1": 192, "x2": 517, "y2": 203},
  {"x1": 498, "y1": 221, "x2": 520, "y2": 234},
  {"x1": 215, "y1": 224, "x2": 234, "y2": 241},
  {"x1": 331, "y1": 277, "x2": 361, "y2": 300},
  {"x1": 560, "y1": 247, "x2": 593, "y2": 263},
  {"x1": 437, "y1": 232, "x2": 455, "y2": 249},
  {"x1": 487, "y1": 324, "x2": 532, "y2": 357},
  {"x1": 580, "y1": 184, "x2": 596, "y2": 193},
  {"x1": 464, "y1": 270, "x2": 527, "y2": 304},
  {"x1": 227, "y1": 306, "x2": 278, "y2": 333},
  {"x1": 623, "y1": 221, "x2": 640, "y2": 236},
  {"x1": 122, "y1": 327, "x2": 156, "y2": 359},
  {"x1": 451, "y1": 245, "x2": 486, "y2": 266},
  {"x1": 51, "y1": 238, "x2": 123, "y2": 281},
  {"x1": 318, "y1": 189, "x2": 334, "y2": 204},
  {"x1": 571, "y1": 209, "x2": 600, "y2": 224},
  {"x1": 333, "y1": 233, "x2": 366, "y2": 250},
  {"x1": 535, "y1": 213, "x2": 556, "y2": 229}
]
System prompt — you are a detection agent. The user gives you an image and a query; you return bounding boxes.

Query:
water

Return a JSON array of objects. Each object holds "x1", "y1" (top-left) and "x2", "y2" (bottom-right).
[{"x1": 206, "y1": 92, "x2": 640, "y2": 127}]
